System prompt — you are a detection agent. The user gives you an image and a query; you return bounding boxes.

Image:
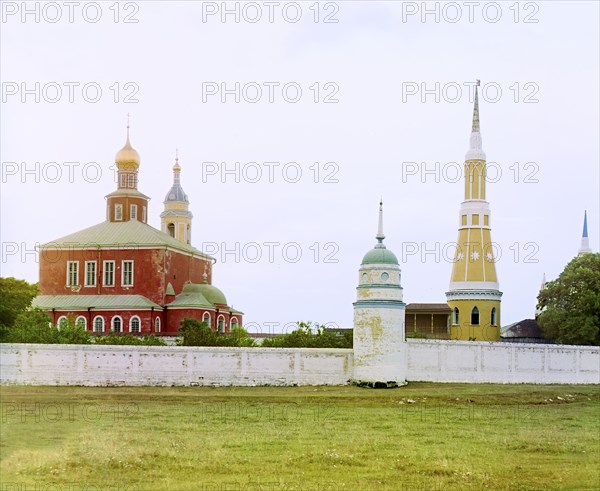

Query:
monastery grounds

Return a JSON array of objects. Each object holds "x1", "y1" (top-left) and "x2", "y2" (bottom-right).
[{"x1": 1, "y1": 383, "x2": 598, "y2": 490}]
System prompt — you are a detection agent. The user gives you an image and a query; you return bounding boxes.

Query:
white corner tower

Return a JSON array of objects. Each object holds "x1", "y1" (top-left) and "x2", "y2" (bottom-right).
[{"x1": 352, "y1": 201, "x2": 407, "y2": 388}]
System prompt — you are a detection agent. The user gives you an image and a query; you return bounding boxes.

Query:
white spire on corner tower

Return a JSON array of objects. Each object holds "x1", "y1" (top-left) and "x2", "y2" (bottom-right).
[{"x1": 376, "y1": 200, "x2": 385, "y2": 247}]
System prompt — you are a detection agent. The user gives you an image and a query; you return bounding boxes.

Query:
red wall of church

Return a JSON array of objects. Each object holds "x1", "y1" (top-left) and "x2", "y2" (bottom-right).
[{"x1": 39, "y1": 247, "x2": 213, "y2": 305}]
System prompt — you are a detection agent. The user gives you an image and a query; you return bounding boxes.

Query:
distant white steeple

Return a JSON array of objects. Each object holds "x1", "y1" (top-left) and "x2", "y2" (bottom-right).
[{"x1": 578, "y1": 211, "x2": 592, "y2": 256}]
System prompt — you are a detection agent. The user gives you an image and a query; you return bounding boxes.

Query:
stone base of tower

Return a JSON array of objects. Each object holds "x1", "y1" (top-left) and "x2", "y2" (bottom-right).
[
  {"x1": 352, "y1": 307, "x2": 407, "y2": 388},
  {"x1": 352, "y1": 341, "x2": 407, "y2": 387}
]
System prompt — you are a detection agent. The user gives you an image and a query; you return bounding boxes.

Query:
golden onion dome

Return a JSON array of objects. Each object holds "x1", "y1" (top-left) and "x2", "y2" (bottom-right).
[{"x1": 115, "y1": 127, "x2": 140, "y2": 170}]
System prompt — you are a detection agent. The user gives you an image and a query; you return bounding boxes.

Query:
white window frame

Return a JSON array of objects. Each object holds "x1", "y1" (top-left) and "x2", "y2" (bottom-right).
[
  {"x1": 202, "y1": 312, "x2": 211, "y2": 328},
  {"x1": 85, "y1": 261, "x2": 97, "y2": 287},
  {"x1": 111, "y1": 315, "x2": 123, "y2": 333},
  {"x1": 115, "y1": 204, "x2": 123, "y2": 221},
  {"x1": 142, "y1": 206, "x2": 147, "y2": 223},
  {"x1": 128, "y1": 174, "x2": 135, "y2": 188},
  {"x1": 130, "y1": 316, "x2": 141, "y2": 333},
  {"x1": 103, "y1": 260, "x2": 115, "y2": 287},
  {"x1": 66, "y1": 261, "x2": 79, "y2": 287},
  {"x1": 230, "y1": 318, "x2": 239, "y2": 329},
  {"x1": 57, "y1": 316, "x2": 68, "y2": 329},
  {"x1": 217, "y1": 315, "x2": 225, "y2": 333},
  {"x1": 120, "y1": 174, "x2": 126, "y2": 188},
  {"x1": 122, "y1": 260, "x2": 134, "y2": 287},
  {"x1": 155, "y1": 317, "x2": 161, "y2": 333},
  {"x1": 75, "y1": 316, "x2": 87, "y2": 329},
  {"x1": 93, "y1": 316, "x2": 104, "y2": 333},
  {"x1": 130, "y1": 204, "x2": 137, "y2": 220}
]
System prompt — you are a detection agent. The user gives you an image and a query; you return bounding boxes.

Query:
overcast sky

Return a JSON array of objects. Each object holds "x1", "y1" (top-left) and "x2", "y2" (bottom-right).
[{"x1": 1, "y1": 1, "x2": 598, "y2": 333}]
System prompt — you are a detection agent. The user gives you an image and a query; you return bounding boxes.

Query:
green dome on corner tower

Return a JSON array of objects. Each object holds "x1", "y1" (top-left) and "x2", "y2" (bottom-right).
[
  {"x1": 361, "y1": 200, "x2": 398, "y2": 265},
  {"x1": 362, "y1": 247, "x2": 398, "y2": 265}
]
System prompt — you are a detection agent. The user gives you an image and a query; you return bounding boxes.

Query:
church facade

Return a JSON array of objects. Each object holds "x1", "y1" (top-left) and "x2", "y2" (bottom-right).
[{"x1": 32, "y1": 126, "x2": 242, "y2": 335}]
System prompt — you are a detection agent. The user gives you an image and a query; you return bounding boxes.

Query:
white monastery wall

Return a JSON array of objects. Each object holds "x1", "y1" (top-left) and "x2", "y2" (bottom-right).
[
  {"x1": 0, "y1": 344, "x2": 353, "y2": 387},
  {"x1": 406, "y1": 339, "x2": 600, "y2": 384},
  {"x1": 1, "y1": 340, "x2": 598, "y2": 386}
]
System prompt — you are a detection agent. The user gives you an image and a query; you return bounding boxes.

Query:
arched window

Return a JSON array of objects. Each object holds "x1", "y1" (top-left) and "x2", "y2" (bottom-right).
[
  {"x1": 167, "y1": 223, "x2": 175, "y2": 238},
  {"x1": 471, "y1": 307, "x2": 480, "y2": 326},
  {"x1": 130, "y1": 316, "x2": 140, "y2": 333},
  {"x1": 75, "y1": 316, "x2": 87, "y2": 330},
  {"x1": 155, "y1": 317, "x2": 161, "y2": 333},
  {"x1": 57, "y1": 316, "x2": 68, "y2": 329},
  {"x1": 202, "y1": 312, "x2": 211, "y2": 328},
  {"x1": 453, "y1": 308, "x2": 459, "y2": 325},
  {"x1": 231, "y1": 317, "x2": 239, "y2": 330},
  {"x1": 112, "y1": 316, "x2": 122, "y2": 333},
  {"x1": 491, "y1": 307, "x2": 497, "y2": 326},
  {"x1": 93, "y1": 316, "x2": 104, "y2": 333},
  {"x1": 217, "y1": 315, "x2": 225, "y2": 333}
]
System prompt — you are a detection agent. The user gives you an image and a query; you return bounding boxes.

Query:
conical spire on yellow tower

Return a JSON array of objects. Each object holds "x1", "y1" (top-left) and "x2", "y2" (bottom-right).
[{"x1": 446, "y1": 81, "x2": 502, "y2": 341}]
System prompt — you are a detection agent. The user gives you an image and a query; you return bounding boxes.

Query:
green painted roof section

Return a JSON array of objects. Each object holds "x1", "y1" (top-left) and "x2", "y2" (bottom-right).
[
  {"x1": 166, "y1": 284, "x2": 213, "y2": 308},
  {"x1": 32, "y1": 295, "x2": 162, "y2": 310},
  {"x1": 40, "y1": 220, "x2": 213, "y2": 259},
  {"x1": 196, "y1": 284, "x2": 227, "y2": 305},
  {"x1": 362, "y1": 247, "x2": 399, "y2": 265}
]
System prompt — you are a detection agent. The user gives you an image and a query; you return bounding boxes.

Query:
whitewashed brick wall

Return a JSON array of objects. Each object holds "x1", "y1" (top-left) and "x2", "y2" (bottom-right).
[
  {"x1": 1, "y1": 340, "x2": 598, "y2": 386},
  {"x1": 0, "y1": 344, "x2": 353, "y2": 387},
  {"x1": 406, "y1": 339, "x2": 600, "y2": 384}
]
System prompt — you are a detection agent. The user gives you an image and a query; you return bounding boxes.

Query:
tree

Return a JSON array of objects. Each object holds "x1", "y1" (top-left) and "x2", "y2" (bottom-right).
[
  {"x1": 537, "y1": 253, "x2": 600, "y2": 345},
  {"x1": 262, "y1": 321, "x2": 352, "y2": 348},
  {"x1": 0, "y1": 277, "x2": 39, "y2": 328}
]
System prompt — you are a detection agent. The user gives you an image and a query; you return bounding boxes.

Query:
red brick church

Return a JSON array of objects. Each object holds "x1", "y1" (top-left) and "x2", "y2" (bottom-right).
[{"x1": 32, "y1": 126, "x2": 242, "y2": 335}]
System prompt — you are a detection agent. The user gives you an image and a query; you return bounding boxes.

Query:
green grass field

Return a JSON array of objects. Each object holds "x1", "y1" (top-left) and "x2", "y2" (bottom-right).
[{"x1": 1, "y1": 384, "x2": 598, "y2": 490}]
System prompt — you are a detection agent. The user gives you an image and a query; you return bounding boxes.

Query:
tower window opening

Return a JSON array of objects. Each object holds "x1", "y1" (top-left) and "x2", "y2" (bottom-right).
[
  {"x1": 453, "y1": 307, "x2": 459, "y2": 325},
  {"x1": 131, "y1": 204, "x2": 137, "y2": 220},
  {"x1": 471, "y1": 306, "x2": 480, "y2": 325},
  {"x1": 491, "y1": 307, "x2": 497, "y2": 326},
  {"x1": 167, "y1": 223, "x2": 175, "y2": 238},
  {"x1": 115, "y1": 204, "x2": 123, "y2": 221},
  {"x1": 128, "y1": 174, "x2": 135, "y2": 188}
]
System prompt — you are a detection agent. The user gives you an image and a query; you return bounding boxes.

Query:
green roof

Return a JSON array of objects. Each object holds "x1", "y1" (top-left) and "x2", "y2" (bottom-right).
[
  {"x1": 362, "y1": 247, "x2": 399, "y2": 265},
  {"x1": 166, "y1": 284, "x2": 213, "y2": 308},
  {"x1": 40, "y1": 220, "x2": 212, "y2": 259},
  {"x1": 197, "y1": 284, "x2": 228, "y2": 305},
  {"x1": 32, "y1": 295, "x2": 162, "y2": 310}
]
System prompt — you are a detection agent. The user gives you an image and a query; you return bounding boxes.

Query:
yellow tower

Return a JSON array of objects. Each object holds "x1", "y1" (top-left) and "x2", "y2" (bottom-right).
[
  {"x1": 447, "y1": 82, "x2": 502, "y2": 341},
  {"x1": 160, "y1": 151, "x2": 193, "y2": 245}
]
